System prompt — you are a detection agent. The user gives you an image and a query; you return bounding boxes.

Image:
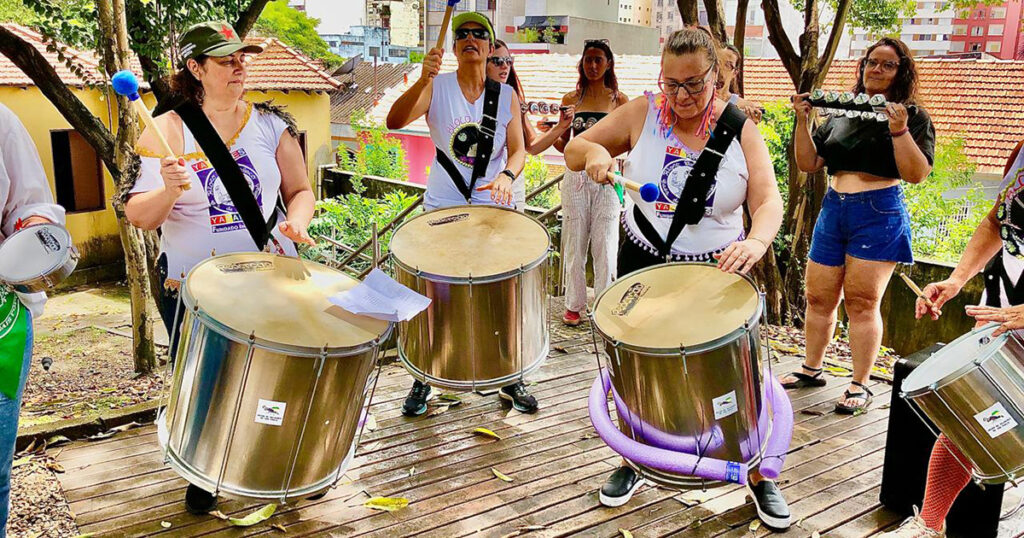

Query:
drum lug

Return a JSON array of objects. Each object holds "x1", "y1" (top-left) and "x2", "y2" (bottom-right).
[{"x1": 249, "y1": 331, "x2": 257, "y2": 343}]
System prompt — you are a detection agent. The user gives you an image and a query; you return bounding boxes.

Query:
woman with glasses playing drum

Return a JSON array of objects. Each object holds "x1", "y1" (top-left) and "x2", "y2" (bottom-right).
[
  {"x1": 565, "y1": 27, "x2": 790, "y2": 529},
  {"x1": 779, "y1": 38, "x2": 935, "y2": 415},
  {"x1": 387, "y1": 13, "x2": 538, "y2": 415},
  {"x1": 486, "y1": 39, "x2": 575, "y2": 211},
  {"x1": 124, "y1": 21, "x2": 316, "y2": 514},
  {"x1": 0, "y1": 104, "x2": 66, "y2": 536},
  {"x1": 716, "y1": 43, "x2": 763, "y2": 124},
  {"x1": 552, "y1": 39, "x2": 629, "y2": 328},
  {"x1": 874, "y1": 142, "x2": 1024, "y2": 536}
]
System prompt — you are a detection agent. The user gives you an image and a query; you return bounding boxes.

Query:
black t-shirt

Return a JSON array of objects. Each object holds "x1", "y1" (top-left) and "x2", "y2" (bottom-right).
[{"x1": 812, "y1": 107, "x2": 936, "y2": 179}]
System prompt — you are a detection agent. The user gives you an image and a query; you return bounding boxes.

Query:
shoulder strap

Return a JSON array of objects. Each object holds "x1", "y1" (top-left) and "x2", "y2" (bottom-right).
[
  {"x1": 174, "y1": 101, "x2": 277, "y2": 251},
  {"x1": 436, "y1": 78, "x2": 502, "y2": 203}
]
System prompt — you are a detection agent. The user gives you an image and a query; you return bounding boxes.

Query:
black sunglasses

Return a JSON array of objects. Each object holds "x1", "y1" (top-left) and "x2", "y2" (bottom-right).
[
  {"x1": 487, "y1": 56, "x2": 514, "y2": 67},
  {"x1": 455, "y1": 28, "x2": 490, "y2": 41}
]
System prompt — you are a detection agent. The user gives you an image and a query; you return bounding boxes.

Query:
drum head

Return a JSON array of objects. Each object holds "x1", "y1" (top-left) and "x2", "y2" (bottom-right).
[
  {"x1": 184, "y1": 253, "x2": 390, "y2": 351},
  {"x1": 902, "y1": 324, "x2": 1003, "y2": 394},
  {"x1": 390, "y1": 206, "x2": 550, "y2": 280},
  {"x1": 0, "y1": 224, "x2": 72, "y2": 283},
  {"x1": 593, "y1": 263, "x2": 760, "y2": 350}
]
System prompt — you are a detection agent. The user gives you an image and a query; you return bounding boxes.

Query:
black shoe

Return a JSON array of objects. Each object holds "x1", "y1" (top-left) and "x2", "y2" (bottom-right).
[
  {"x1": 599, "y1": 466, "x2": 644, "y2": 507},
  {"x1": 402, "y1": 380, "x2": 432, "y2": 417},
  {"x1": 185, "y1": 484, "x2": 217, "y2": 515},
  {"x1": 747, "y1": 479, "x2": 791, "y2": 529},
  {"x1": 499, "y1": 381, "x2": 538, "y2": 414}
]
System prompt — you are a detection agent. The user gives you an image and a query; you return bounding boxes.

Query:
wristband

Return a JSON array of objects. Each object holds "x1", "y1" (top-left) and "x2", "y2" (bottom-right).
[
  {"x1": 890, "y1": 127, "x2": 909, "y2": 138},
  {"x1": 500, "y1": 169, "x2": 516, "y2": 181}
]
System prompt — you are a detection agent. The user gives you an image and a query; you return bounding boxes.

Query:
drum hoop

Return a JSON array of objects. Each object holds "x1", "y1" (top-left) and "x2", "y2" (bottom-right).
[
  {"x1": 0, "y1": 224, "x2": 76, "y2": 284},
  {"x1": 902, "y1": 323, "x2": 1004, "y2": 399},
  {"x1": 589, "y1": 262, "x2": 763, "y2": 355},
  {"x1": 389, "y1": 204, "x2": 551, "y2": 284}
]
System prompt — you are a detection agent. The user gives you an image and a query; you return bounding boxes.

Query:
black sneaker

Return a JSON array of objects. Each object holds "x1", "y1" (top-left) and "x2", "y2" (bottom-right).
[
  {"x1": 402, "y1": 380, "x2": 432, "y2": 417},
  {"x1": 599, "y1": 466, "x2": 644, "y2": 507},
  {"x1": 499, "y1": 381, "x2": 538, "y2": 414},
  {"x1": 184, "y1": 484, "x2": 217, "y2": 515},
  {"x1": 747, "y1": 479, "x2": 791, "y2": 529}
]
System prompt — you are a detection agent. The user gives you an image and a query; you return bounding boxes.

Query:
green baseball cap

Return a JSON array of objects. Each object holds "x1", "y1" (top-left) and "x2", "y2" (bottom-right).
[
  {"x1": 178, "y1": 21, "x2": 263, "y2": 66},
  {"x1": 452, "y1": 12, "x2": 495, "y2": 44}
]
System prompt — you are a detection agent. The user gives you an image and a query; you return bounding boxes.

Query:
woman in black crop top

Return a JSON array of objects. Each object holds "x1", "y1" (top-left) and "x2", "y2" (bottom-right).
[
  {"x1": 779, "y1": 38, "x2": 935, "y2": 415},
  {"x1": 552, "y1": 40, "x2": 629, "y2": 328}
]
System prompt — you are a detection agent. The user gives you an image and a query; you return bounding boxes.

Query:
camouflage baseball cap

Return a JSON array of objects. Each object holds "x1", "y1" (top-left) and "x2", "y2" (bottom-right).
[{"x1": 178, "y1": 21, "x2": 263, "y2": 66}]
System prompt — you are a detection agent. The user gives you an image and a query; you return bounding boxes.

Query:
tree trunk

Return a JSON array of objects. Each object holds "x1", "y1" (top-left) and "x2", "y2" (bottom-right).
[
  {"x1": 733, "y1": 0, "x2": 750, "y2": 95},
  {"x1": 703, "y1": 0, "x2": 729, "y2": 44},
  {"x1": 676, "y1": 0, "x2": 700, "y2": 26}
]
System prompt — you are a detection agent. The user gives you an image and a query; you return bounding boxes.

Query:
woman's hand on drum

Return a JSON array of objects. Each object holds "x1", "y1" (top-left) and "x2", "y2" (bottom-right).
[
  {"x1": 584, "y1": 147, "x2": 616, "y2": 186},
  {"x1": 160, "y1": 157, "x2": 192, "y2": 198},
  {"x1": 914, "y1": 278, "x2": 963, "y2": 320},
  {"x1": 278, "y1": 221, "x2": 316, "y2": 246},
  {"x1": 714, "y1": 238, "x2": 768, "y2": 274},
  {"x1": 966, "y1": 304, "x2": 1024, "y2": 336},
  {"x1": 476, "y1": 175, "x2": 515, "y2": 207}
]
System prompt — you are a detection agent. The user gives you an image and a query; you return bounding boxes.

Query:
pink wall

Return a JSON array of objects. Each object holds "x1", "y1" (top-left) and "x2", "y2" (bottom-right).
[{"x1": 395, "y1": 132, "x2": 434, "y2": 185}]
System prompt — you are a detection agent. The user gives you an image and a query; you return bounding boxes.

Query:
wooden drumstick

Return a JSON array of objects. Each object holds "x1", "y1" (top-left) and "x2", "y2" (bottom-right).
[
  {"x1": 111, "y1": 70, "x2": 191, "y2": 190},
  {"x1": 436, "y1": 0, "x2": 462, "y2": 49},
  {"x1": 612, "y1": 173, "x2": 660, "y2": 202},
  {"x1": 899, "y1": 273, "x2": 936, "y2": 310}
]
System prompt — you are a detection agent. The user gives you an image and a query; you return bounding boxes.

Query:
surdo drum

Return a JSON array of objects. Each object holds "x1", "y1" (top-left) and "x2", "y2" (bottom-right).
[
  {"x1": 158, "y1": 252, "x2": 392, "y2": 502},
  {"x1": 588, "y1": 263, "x2": 793, "y2": 488},
  {"x1": 0, "y1": 223, "x2": 78, "y2": 293},
  {"x1": 902, "y1": 324, "x2": 1024, "y2": 484},
  {"x1": 389, "y1": 205, "x2": 551, "y2": 391}
]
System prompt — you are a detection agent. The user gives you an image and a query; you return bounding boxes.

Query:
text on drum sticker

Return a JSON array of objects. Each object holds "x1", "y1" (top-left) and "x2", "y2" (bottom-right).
[
  {"x1": 611, "y1": 283, "x2": 649, "y2": 317},
  {"x1": 216, "y1": 261, "x2": 275, "y2": 273},
  {"x1": 713, "y1": 390, "x2": 738, "y2": 420},
  {"x1": 255, "y1": 399, "x2": 287, "y2": 426},
  {"x1": 34, "y1": 228, "x2": 62, "y2": 254},
  {"x1": 427, "y1": 213, "x2": 470, "y2": 226},
  {"x1": 974, "y1": 402, "x2": 1018, "y2": 439}
]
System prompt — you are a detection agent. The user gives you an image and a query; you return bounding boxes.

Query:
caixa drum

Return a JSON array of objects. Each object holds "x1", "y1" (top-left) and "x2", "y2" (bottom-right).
[
  {"x1": 158, "y1": 253, "x2": 392, "y2": 502},
  {"x1": 902, "y1": 324, "x2": 1024, "y2": 485},
  {"x1": 0, "y1": 223, "x2": 78, "y2": 293},
  {"x1": 588, "y1": 263, "x2": 793, "y2": 488},
  {"x1": 389, "y1": 205, "x2": 551, "y2": 391}
]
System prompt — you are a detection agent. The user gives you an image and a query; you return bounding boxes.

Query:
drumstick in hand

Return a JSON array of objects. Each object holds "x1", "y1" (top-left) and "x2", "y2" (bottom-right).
[
  {"x1": 899, "y1": 273, "x2": 938, "y2": 314},
  {"x1": 436, "y1": 0, "x2": 462, "y2": 49},
  {"x1": 613, "y1": 173, "x2": 660, "y2": 203},
  {"x1": 111, "y1": 70, "x2": 190, "y2": 191}
]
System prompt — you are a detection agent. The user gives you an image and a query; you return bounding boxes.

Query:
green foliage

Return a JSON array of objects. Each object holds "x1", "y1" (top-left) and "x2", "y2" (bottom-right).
[
  {"x1": 305, "y1": 192, "x2": 420, "y2": 268},
  {"x1": 790, "y1": 0, "x2": 914, "y2": 35},
  {"x1": 0, "y1": 0, "x2": 37, "y2": 24},
  {"x1": 255, "y1": 0, "x2": 344, "y2": 69},
  {"x1": 523, "y1": 155, "x2": 560, "y2": 209},
  {"x1": 904, "y1": 136, "x2": 986, "y2": 262},
  {"x1": 408, "y1": 50, "x2": 424, "y2": 63},
  {"x1": 757, "y1": 100, "x2": 795, "y2": 205},
  {"x1": 516, "y1": 27, "x2": 540, "y2": 44},
  {"x1": 339, "y1": 110, "x2": 409, "y2": 183}
]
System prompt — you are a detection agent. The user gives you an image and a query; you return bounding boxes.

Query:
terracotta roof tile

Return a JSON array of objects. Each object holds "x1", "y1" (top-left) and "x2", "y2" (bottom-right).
[
  {"x1": 0, "y1": 24, "x2": 109, "y2": 87},
  {"x1": 331, "y1": 62, "x2": 417, "y2": 124}
]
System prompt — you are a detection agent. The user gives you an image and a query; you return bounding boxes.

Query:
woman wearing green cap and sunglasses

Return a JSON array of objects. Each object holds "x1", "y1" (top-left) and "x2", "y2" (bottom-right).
[
  {"x1": 125, "y1": 20, "x2": 316, "y2": 515},
  {"x1": 387, "y1": 13, "x2": 536, "y2": 416}
]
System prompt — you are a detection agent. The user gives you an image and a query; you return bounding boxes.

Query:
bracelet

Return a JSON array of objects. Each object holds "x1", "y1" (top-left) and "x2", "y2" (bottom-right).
[
  {"x1": 749, "y1": 236, "x2": 771, "y2": 250},
  {"x1": 890, "y1": 127, "x2": 909, "y2": 138},
  {"x1": 500, "y1": 169, "x2": 516, "y2": 181}
]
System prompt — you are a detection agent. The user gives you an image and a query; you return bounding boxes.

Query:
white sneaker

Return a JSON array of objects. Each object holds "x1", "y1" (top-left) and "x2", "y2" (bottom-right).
[{"x1": 875, "y1": 507, "x2": 945, "y2": 537}]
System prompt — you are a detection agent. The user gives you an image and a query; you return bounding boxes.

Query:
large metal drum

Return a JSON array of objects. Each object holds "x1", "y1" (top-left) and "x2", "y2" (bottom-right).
[
  {"x1": 390, "y1": 205, "x2": 550, "y2": 391},
  {"x1": 158, "y1": 253, "x2": 392, "y2": 502},
  {"x1": 591, "y1": 263, "x2": 769, "y2": 488},
  {"x1": 902, "y1": 324, "x2": 1024, "y2": 484}
]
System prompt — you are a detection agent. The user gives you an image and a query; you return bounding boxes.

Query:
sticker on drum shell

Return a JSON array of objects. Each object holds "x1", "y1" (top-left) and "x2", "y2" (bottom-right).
[
  {"x1": 974, "y1": 402, "x2": 1018, "y2": 439},
  {"x1": 255, "y1": 398, "x2": 287, "y2": 426},
  {"x1": 610, "y1": 283, "x2": 649, "y2": 316},
  {"x1": 427, "y1": 213, "x2": 470, "y2": 226},
  {"x1": 34, "y1": 227, "x2": 62, "y2": 254},
  {"x1": 216, "y1": 260, "x2": 275, "y2": 273},
  {"x1": 713, "y1": 390, "x2": 738, "y2": 420}
]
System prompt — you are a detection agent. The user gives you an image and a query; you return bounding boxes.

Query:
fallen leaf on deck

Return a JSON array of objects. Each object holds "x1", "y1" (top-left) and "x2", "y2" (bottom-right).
[
  {"x1": 769, "y1": 341, "x2": 802, "y2": 354},
  {"x1": 427, "y1": 405, "x2": 450, "y2": 417},
  {"x1": 363, "y1": 497, "x2": 409, "y2": 512},
  {"x1": 209, "y1": 510, "x2": 229, "y2": 520},
  {"x1": 271, "y1": 523, "x2": 287, "y2": 533},
  {"x1": 229, "y1": 504, "x2": 277, "y2": 526},
  {"x1": 12, "y1": 456, "x2": 31, "y2": 468},
  {"x1": 438, "y1": 393, "x2": 462, "y2": 404},
  {"x1": 472, "y1": 427, "x2": 502, "y2": 440},
  {"x1": 800, "y1": 409, "x2": 825, "y2": 416},
  {"x1": 795, "y1": 518, "x2": 803, "y2": 528},
  {"x1": 620, "y1": 530, "x2": 634, "y2": 538},
  {"x1": 110, "y1": 421, "x2": 141, "y2": 433},
  {"x1": 45, "y1": 461, "x2": 65, "y2": 473},
  {"x1": 492, "y1": 468, "x2": 514, "y2": 482},
  {"x1": 553, "y1": 345, "x2": 568, "y2": 353},
  {"x1": 749, "y1": 520, "x2": 761, "y2": 532},
  {"x1": 46, "y1": 435, "x2": 71, "y2": 447},
  {"x1": 160, "y1": 521, "x2": 171, "y2": 529},
  {"x1": 824, "y1": 366, "x2": 853, "y2": 377},
  {"x1": 853, "y1": 408, "x2": 868, "y2": 416}
]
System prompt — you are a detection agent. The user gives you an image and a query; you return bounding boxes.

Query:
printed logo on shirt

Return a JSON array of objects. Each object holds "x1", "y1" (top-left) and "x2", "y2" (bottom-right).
[
  {"x1": 997, "y1": 167, "x2": 1024, "y2": 258},
  {"x1": 192, "y1": 148, "x2": 264, "y2": 234},
  {"x1": 449, "y1": 122, "x2": 482, "y2": 168},
  {"x1": 0, "y1": 286, "x2": 20, "y2": 340},
  {"x1": 658, "y1": 146, "x2": 714, "y2": 219}
]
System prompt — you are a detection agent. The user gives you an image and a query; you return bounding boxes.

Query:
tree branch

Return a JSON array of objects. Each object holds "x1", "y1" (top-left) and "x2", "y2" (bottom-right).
[
  {"x1": 761, "y1": 0, "x2": 800, "y2": 84},
  {"x1": 676, "y1": 0, "x2": 699, "y2": 27},
  {"x1": 733, "y1": 0, "x2": 751, "y2": 94},
  {"x1": 139, "y1": 55, "x2": 172, "y2": 100},
  {"x1": 815, "y1": 0, "x2": 853, "y2": 85},
  {"x1": 234, "y1": 0, "x2": 271, "y2": 38},
  {"x1": 703, "y1": 0, "x2": 729, "y2": 44},
  {"x1": 0, "y1": 25, "x2": 118, "y2": 176}
]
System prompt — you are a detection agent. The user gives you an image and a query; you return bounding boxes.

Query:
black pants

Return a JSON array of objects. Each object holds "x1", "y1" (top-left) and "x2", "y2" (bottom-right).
[
  {"x1": 155, "y1": 254, "x2": 184, "y2": 362},
  {"x1": 617, "y1": 237, "x2": 669, "y2": 277}
]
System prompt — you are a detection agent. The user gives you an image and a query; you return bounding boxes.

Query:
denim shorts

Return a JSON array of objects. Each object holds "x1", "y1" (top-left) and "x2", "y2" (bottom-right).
[{"x1": 808, "y1": 185, "x2": 913, "y2": 266}]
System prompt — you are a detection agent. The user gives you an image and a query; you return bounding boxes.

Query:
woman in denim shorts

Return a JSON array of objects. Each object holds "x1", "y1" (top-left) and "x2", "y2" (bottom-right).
[{"x1": 778, "y1": 38, "x2": 935, "y2": 414}]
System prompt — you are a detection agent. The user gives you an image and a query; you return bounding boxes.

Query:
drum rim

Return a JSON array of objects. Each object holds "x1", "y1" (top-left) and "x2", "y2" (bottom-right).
[
  {"x1": 589, "y1": 261, "x2": 764, "y2": 354},
  {"x1": 0, "y1": 224, "x2": 77, "y2": 285},
  {"x1": 901, "y1": 323, "x2": 1006, "y2": 398},
  {"x1": 182, "y1": 253, "x2": 394, "y2": 356},
  {"x1": 389, "y1": 204, "x2": 551, "y2": 284}
]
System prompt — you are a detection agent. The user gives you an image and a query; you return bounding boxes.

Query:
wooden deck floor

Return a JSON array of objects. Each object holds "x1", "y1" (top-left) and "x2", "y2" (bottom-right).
[{"x1": 52, "y1": 311, "x2": 1024, "y2": 537}]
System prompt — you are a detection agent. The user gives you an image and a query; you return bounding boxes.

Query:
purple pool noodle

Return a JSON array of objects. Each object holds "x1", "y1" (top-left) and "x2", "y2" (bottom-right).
[
  {"x1": 639, "y1": 183, "x2": 659, "y2": 203},
  {"x1": 757, "y1": 372, "x2": 793, "y2": 479},
  {"x1": 589, "y1": 370, "x2": 748, "y2": 484}
]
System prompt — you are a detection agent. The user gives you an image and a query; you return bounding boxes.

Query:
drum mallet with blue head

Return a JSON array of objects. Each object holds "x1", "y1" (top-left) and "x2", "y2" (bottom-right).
[
  {"x1": 111, "y1": 70, "x2": 190, "y2": 190},
  {"x1": 436, "y1": 0, "x2": 462, "y2": 49},
  {"x1": 612, "y1": 173, "x2": 660, "y2": 204}
]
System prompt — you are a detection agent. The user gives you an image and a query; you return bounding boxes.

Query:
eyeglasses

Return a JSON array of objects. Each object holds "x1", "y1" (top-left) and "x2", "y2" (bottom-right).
[
  {"x1": 658, "y1": 63, "x2": 716, "y2": 97},
  {"x1": 487, "y1": 56, "x2": 514, "y2": 67},
  {"x1": 864, "y1": 58, "x2": 900, "y2": 72},
  {"x1": 454, "y1": 28, "x2": 490, "y2": 41},
  {"x1": 723, "y1": 61, "x2": 738, "y2": 72}
]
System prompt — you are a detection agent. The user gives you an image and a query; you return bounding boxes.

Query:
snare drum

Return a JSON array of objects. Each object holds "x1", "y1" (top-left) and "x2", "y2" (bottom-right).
[
  {"x1": 158, "y1": 252, "x2": 392, "y2": 502},
  {"x1": 0, "y1": 223, "x2": 78, "y2": 293},
  {"x1": 902, "y1": 324, "x2": 1024, "y2": 484},
  {"x1": 590, "y1": 263, "x2": 780, "y2": 488},
  {"x1": 390, "y1": 205, "x2": 551, "y2": 391}
]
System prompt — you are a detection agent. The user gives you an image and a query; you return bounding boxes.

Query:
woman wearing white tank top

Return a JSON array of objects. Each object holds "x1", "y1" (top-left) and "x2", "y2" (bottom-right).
[
  {"x1": 387, "y1": 13, "x2": 538, "y2": 416},
  {"x1": 565, "y1": 28, "x2": 789, "y2": 530}
]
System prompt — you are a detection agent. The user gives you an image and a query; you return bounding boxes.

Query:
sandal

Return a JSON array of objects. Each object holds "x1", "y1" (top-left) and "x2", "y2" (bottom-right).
[
  {"x1": 835, "y1": 381, "x2": 873, "y2": 414},
  {"x1": 779, "y1": 364, "x2": 827, "y2": 389}
]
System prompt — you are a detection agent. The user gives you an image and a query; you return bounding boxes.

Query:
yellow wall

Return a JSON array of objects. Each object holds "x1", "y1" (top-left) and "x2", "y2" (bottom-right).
[{"x1": 0, "y1": 86, "x2": 332, "y2": 271}]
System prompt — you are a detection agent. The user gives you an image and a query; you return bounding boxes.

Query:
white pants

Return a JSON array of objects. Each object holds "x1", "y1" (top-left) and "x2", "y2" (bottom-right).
[{"x1": 561, "y1": 170, "x2": 620, "y2": 313}]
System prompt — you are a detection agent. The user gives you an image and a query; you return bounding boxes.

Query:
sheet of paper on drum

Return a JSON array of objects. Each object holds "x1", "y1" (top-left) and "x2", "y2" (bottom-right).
[{"x1": 328, "y1": 268, "x2": 431, "y2": 322}]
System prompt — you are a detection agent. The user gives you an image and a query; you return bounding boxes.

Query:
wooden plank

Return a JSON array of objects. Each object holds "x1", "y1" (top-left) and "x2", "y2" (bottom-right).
[{"x1": 818, "y1": 504, "x2": 904, "y2": 537}]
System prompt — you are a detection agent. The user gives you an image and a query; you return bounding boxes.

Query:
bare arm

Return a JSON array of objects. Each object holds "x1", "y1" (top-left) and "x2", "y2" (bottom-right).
[
  {"x1": 889, "y1": 105, "x2": 932, "y2": 184},
  {"x1": 125, "y1": 113, "x2": 188, "y2": 230},
  {"x1": 524, "y1": 105, "x2": 573, "y2": 155},
  {"x1": 386, "y1": 48, "x2": 441, "y2": 130},
  {"x1": 792, "y1": 93, "x2": 826, "y2": 173},
  {"x1": 564, "y1": 97, "x2": 646, "y2": 184},
  {"x1": 741, "y1": 120, "x2": 784, "y2": 245},
  {"x1": 504, "y1": 94, "x2": 526, "y2": 177}
]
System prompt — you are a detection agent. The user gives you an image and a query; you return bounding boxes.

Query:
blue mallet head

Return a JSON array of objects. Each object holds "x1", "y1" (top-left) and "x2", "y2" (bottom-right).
[
  {"x1": 111, "y1": 70, "x2": 141, "y2": 101},
  {"x1": 639, "y1": 182, "x2": 659, "y2": 203}
]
